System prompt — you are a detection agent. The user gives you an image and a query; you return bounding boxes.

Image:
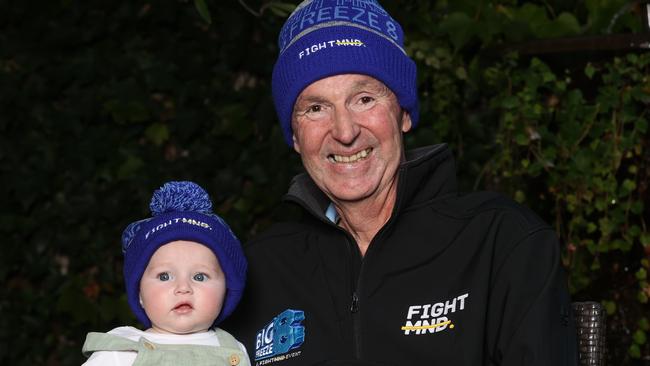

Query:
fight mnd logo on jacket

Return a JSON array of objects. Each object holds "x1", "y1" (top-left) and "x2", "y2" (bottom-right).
[
  {"x1": 255, "y1": 309, "x2": 305, "y2": 364},
  {"x1": 401, "y1": 293, "x2": 469, "y2": 335}
]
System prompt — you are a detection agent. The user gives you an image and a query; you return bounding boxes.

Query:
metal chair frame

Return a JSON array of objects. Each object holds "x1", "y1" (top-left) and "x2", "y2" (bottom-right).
[{"x1": 573, "y1": 301, "x2": 607, "y2": 366}]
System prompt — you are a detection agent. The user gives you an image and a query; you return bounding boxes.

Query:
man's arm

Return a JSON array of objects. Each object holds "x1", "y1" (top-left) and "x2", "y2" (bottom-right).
[{"x1": 486, "y1": 229, "x2": 578, "y2": 365}]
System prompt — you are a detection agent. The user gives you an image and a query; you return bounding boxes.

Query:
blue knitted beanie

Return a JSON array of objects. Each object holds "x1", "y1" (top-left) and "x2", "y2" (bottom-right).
[
  {"x1": 121, "y1": 181, "x2": 247, "y2": 328},
  {"x1": 272, "y1": 0, "x2": 419, "y2": 146}
]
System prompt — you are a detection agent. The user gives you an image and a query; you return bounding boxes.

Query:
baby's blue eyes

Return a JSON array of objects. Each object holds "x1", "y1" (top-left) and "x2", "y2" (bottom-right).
[{"x1": 156, "y1": 272, "x2": 208, "y2": 281}]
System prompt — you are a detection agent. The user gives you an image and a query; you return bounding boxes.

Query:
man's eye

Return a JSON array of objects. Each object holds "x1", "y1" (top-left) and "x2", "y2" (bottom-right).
[
  {"x1": 158, "y1": 272, "x2": 170, "y2": 281},
  {"x1": 351, "y1": 95, "x2": 377, "y2": 112},
  {"x1": 295, "y1": 103, "x2": 328, "y2": 120},
  {"x1": 193, "y1": 273, "x2": 207, "y2": 282},
  {"x1": 307, "y1": 105, "x2": 322, "y2": 113}
]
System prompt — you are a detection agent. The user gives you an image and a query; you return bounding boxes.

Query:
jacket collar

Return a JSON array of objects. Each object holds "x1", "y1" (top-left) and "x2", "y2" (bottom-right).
[{"x1": 284, "y1": 144, "x2": 457, "y2": 220}]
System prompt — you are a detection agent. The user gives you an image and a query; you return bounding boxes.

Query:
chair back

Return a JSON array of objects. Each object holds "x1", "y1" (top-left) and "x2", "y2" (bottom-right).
[{"x1": 572, "y1": 301, "x2": 607, "y2": 366}]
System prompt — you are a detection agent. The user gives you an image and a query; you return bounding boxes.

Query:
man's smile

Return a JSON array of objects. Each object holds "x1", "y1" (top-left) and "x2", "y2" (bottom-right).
[{"x1": 328, "y1": 147, "x2": 372, "y2": 163}]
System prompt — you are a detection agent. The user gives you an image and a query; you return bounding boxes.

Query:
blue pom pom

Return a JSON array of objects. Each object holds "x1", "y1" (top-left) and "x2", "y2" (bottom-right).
[{"x1": 149, "y1": 181, "x2": 213, "y2": 216}]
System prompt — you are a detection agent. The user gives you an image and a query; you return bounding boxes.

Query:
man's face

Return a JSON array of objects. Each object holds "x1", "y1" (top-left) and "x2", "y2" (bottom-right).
[
  {"x1": 139, "y1": 240, "x2": 226, "y2": 334},
  {"x1": 291, "y1": 74, "x2": 411, "y2": 204}
]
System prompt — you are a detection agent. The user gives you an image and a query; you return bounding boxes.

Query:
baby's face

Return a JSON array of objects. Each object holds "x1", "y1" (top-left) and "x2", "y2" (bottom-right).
[{"x1": 139, "y1": 240, "x2": 226, "y2": 334}]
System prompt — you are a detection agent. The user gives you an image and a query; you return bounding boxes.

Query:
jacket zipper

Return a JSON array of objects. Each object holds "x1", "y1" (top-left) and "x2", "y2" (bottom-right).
[
  {"x1": 351, "y1": 290, "x2": 361, "y2": 357},
  {"x1": 284, "y1": 196, "x2": 373, "y2": 359},
  {"x1": 344, "y1": 232, "x2": 363, "y2": 360},
  {"x1": 348, "y1": 215, "x2": 396, "y2": 360}
]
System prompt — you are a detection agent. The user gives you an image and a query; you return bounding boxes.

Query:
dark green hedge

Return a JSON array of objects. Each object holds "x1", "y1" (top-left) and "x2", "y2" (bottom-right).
[{"x1": 1, "y1": 1, "x2": 648, "y2": 364}]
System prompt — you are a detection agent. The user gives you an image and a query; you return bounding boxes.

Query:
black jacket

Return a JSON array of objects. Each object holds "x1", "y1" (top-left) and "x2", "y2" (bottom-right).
[{"x1": 225, "y1": 144, "x2": 578, "y2": 365}]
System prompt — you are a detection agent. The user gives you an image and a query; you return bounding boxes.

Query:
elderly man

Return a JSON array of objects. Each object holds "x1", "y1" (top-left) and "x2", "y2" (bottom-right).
[{"x1": 225, "y1": 0, "x2": 578, "y2": 365}]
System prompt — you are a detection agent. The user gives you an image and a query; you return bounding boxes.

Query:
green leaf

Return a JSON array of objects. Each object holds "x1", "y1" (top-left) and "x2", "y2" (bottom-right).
[
  {"x1": 117, "y1": 155, "x2": 144, "y2": 179},
  {"x1": 515, "y1": 3, "x2": 549, "y2": 38},
  {"x1": 514, "y1": 190, "x2": 525, "y2": 203},
  {"x1": 572, "y1": 150, "x2": 593, "y2": 173},
  {"x1": 585, "y1": 0, "x2": 628, "y2": 33},
  {"x1": 103, "y1": 100, "x2": 150, "y2": 124},
  {"x1": 629, "y1": 225, "x2": 642, "y2": 237},
  {"x1": 474, "y1": 5, "x2": 503, "y2": 44},
  {"x1": 633, "y1": 329, "x2": 647, "y2": 345},
  {"x1": 602, "y1": 300, "x2": 616, "y2": 315},
  {"x1": 194, "y1": 0, "x2": 212, "y2": 24},
  {"x1": 621, "y1": 179, "x2": 637, "y2": 196},
  {"x1": 501, "y1": 95, "x2": 519, "y2": 109},
  {"x1": 585, "y1": 63, "x2": 596, "y2": 79},
  {"x1": 641, "y1": 232, "x2": 650, "y2": 247},
  {"x1": 549, "y1": 12, "x2": 581, "y2": 37},
  {"x1": 455, "y1": 67, "x2": 468, "y2": 80},
  {"x1": 266, "y1": 2, "x2": 297, "y2": 17},
  {"x1": 515, "y1": 133, "x2": 529, "y2": 146},
  {"x1": 636, "y1": 118, "x2": 648, "y2": 133},
  {"x1": 637, "y1": 268, "x2": 648, "y2": 281},
  {"x1": 587, "y1": 222, "x2": 597, "y2": 233},
  {"x1": 145, "y1": 123, "x2": 170, "y2": 146},
  {"x1": 448, "y1": 0, "x2": 485, "y2": 16},
  {"x1": 439, "y1": 12, "x2": 475, "y2": 51},
  {"x1": 613, "y1": 239, "x2": 633, "y2": 252}
]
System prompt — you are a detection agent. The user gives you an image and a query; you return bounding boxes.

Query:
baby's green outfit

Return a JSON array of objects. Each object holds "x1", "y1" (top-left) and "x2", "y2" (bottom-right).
[{"x1": 82, "y1": 326, "x2": 250, "y2": 366}]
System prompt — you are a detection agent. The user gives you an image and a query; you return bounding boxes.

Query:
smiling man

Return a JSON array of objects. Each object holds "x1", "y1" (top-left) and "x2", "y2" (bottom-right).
[
  {"x1": 224, "y1": 0, "x2": 578, "y2": 365},
  {"x1": 291, "y1": 74, "x2": 411, "y2": 256}
]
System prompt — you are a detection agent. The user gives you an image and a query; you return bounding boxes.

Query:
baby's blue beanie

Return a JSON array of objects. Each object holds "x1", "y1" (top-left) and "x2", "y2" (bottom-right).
[
  {"x1": 121, "y1": 181, "x2": 247, "y2": 328},
  {"x1": 272, "y1": 0, "x2": 419, "y2": 146}
]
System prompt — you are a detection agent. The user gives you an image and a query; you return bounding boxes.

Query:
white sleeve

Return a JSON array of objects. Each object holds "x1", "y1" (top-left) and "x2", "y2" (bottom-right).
[{"x1": 236, "y1": 341, "x2": 252, "y2": 365}]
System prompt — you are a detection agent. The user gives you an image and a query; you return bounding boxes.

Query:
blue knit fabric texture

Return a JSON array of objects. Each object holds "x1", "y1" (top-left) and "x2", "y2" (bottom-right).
[
  {"x1": 149, "y1": 181, "x2": 212, "y2": 215},
  {"x1": 121, "y1": 181, "x2": 247, "y2": 328},
  {"x1": 272, "y1": 0, "x2": 419, "y2": 146}
]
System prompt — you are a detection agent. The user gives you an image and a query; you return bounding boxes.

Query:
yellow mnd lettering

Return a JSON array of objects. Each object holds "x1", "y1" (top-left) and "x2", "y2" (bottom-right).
[{"x1": 401, "y1": 320, "x2": 451, "y2": 331}]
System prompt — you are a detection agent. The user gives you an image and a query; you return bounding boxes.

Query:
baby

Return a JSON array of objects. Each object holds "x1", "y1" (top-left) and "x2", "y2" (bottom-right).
[{"x1": 82, "y1": 181, "x2": 249, "y2": 366}]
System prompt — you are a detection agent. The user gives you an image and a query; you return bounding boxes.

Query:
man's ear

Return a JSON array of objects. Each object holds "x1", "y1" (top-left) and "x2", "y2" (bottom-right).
[
  {"x1": 401, "y1": 110, "x2": 412, "y2": 133},
  {"x1": 292, "y1": 132, "x2": 301, "y2": 154}
]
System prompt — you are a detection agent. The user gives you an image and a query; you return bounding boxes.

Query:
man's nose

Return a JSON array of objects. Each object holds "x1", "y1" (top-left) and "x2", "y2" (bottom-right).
[{"x1": 331, "y1": 107, "x2": 360, "y2": 144}]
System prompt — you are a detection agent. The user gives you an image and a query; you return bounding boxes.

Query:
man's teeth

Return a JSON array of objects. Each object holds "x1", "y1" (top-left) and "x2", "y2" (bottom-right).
[{"x1": 331, "y1": 148, "x2": 371, "y2": 163}]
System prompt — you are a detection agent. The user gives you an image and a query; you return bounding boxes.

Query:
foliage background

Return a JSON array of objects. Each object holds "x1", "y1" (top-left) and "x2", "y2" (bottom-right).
[{"x1": 1, "y1": 0, "x2": 648, "y2": 364}]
